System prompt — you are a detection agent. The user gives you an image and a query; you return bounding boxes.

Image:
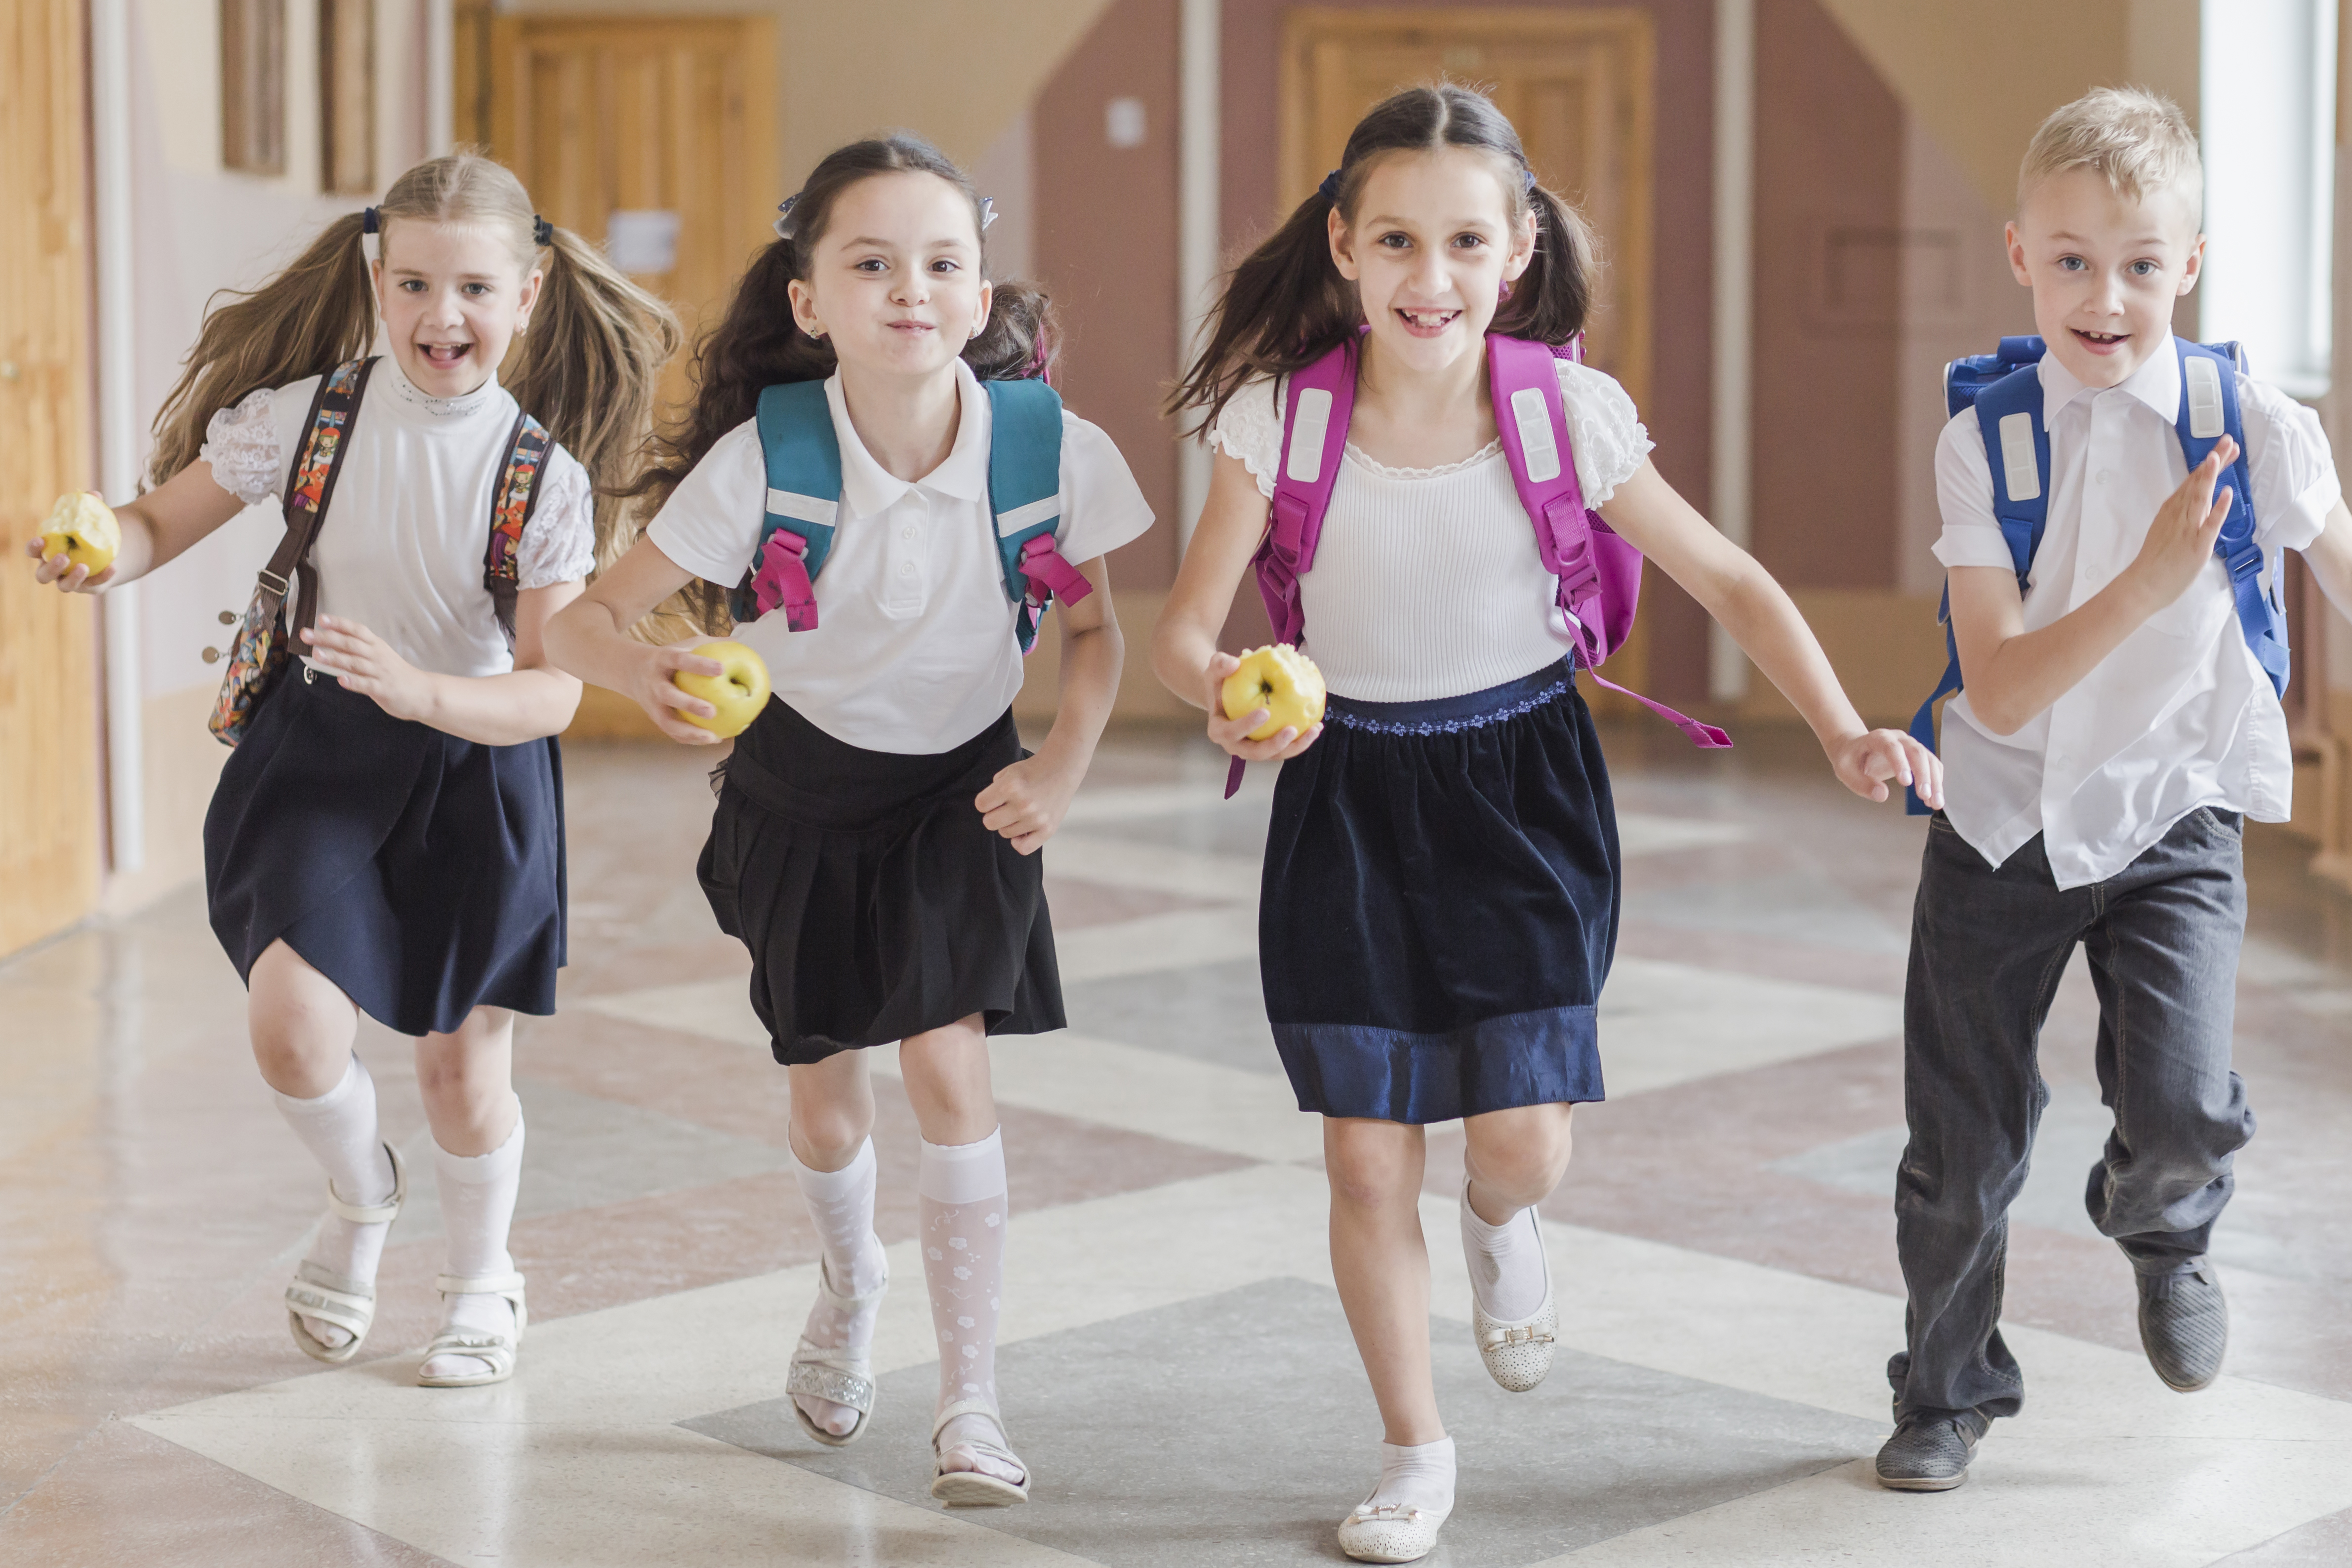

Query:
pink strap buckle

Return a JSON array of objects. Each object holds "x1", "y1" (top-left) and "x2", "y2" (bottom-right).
[
  {"x1": 1018, "y1": 534, "x2": 1093, "y2": 606},
  {"x1": 751, "y1": 532, "x2": 818, "y2": 632}
]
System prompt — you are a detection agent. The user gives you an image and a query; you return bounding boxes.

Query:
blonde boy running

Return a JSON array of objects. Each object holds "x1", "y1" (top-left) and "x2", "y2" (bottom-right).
[{"x1": 1882, "y1": 87, "x2": 2352, "y2": 1490}]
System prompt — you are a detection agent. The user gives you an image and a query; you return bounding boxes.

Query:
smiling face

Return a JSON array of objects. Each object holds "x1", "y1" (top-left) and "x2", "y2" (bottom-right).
[
  {"x1": 2007, "y1": 166, "x2": 2204, "y2": 389},
  {"x1": 1330, "y1": 147, "x2": 1535, "y2": 376},
  {"x1": 371, "y1": 219, "x2": 541, "y2": 397},
  {"x1": 786, "y1": 171, "x2": 992, "y2": 383}
]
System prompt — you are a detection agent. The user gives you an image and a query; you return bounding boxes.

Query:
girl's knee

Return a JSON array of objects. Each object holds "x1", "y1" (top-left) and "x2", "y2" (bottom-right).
[{"x1": 1325, "y1": 1124, "x2": 1419, "y2": 1212}]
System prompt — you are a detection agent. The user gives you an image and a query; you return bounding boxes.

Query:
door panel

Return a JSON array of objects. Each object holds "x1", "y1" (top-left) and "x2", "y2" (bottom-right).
[{"x1": 0, "y1": 0, "x2": 101, "y2": 956}]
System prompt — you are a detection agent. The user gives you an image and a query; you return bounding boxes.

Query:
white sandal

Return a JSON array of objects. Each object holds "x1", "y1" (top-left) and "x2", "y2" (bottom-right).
[
  {"x1": 284, "y1": 1142, "x2": 406, "y2": 1364},
  {"x1": 1467, "y1": 1182, "x2": 1557, "y2": 1393},
  {"x1": 1337, "y1": 1498, "x2": 1450, "y2": 1564},
  {"x1": 786, "y1": 1257, "x2": 887, "y2": 1448},
  {"x1": 929, "y1": 1400, "x2": 1029, "y2": 1506},
  {"x1": 416, "y1": 1271, "x2": 527, "y2": 1387}
]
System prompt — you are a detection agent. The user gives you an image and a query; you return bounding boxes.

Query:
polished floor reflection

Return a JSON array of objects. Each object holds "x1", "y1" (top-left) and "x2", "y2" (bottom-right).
[{"x1": 6, "y1": 724, "x2": 2352, "y2": 1566}]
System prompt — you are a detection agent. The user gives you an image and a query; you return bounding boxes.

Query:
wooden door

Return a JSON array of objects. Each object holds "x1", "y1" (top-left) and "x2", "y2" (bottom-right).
[
  {"x1": 487, "y1": 14, "x2": 779, "y2": 422},
  {"x1": 0, "y1": 0, "x2": 101, "y2": 956},
  {"x1": 1280, "y1": 6, "x2": 1657, "y2": 699}
]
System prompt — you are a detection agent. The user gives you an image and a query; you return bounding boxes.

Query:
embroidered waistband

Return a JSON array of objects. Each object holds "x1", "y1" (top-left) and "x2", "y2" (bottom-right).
[{"x1": 1325, "y1": 662, "x2": 1575, "y2": 736}]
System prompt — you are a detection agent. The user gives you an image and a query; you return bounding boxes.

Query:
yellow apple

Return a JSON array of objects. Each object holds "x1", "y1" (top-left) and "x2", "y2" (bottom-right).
[
  {"x1": 39, "y1": 491, "x2": 121, "y2": 576},
  {"x1": 1220, "y1": 644, "x2": 1327, "y2": 740},
  {"x1": 674, "y1": 638, "x2": 771, "y2": 738}
]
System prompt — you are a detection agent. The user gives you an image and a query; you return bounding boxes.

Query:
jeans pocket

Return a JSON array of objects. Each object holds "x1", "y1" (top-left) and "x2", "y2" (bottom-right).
[{"x1": 2196, "y1": 805, "x2": 2245, "y2": 840}]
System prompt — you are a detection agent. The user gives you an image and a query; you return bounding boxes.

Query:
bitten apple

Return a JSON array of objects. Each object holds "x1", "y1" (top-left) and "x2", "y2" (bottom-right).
[
  {"x1": 40, "y1": 491, "x2": 121, "y2": 576},
  {"x1": 1220, "y1": 644, "x2": 1327, "y2": 740},
  {"x1": 673, "y1": 639, "x2": 772, "y2": 738}
]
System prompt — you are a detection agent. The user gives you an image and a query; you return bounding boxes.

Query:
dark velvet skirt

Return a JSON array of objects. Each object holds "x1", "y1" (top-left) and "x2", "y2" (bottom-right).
[
  {"x1": 1259, "y1": 658, "x2": 1619, "y2": 1123},
  {"x1": 204, "y1": 666, "x2": 567, "y2": 1037},
  {"x1": 697, "y1": 697, "x2": 1063, "y2": 1066}
]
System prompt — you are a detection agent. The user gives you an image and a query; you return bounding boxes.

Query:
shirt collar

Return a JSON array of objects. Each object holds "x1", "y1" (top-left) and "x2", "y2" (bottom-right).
[
  {"x1": 2035, "y1": 334, "x2": 2182, "y2": 427},
  {"x1": 827, "y1": 357, "x2": 990, "y2": 517}
]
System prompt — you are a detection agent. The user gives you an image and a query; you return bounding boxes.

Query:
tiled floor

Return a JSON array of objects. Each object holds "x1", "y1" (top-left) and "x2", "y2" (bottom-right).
[{"x1": 6, "y1": 722, "x2": 2352, "y2": 1566}]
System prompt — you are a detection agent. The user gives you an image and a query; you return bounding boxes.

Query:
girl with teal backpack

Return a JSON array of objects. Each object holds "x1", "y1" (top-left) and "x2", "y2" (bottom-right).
[
  {"x1": 1155, "y1": 84, "x2": 1937, "y2": 1563},
  {"x1": 549, "y1": 134, "x2": 1151, "y2": 1506}
]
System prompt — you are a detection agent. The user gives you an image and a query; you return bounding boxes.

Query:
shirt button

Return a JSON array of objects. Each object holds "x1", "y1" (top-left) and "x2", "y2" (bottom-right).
[
  {"x1": 899, "y1": 563, "x2": 915, "y2": 577},
  {"x1": 902, "y1": 526, "x2": 918, "y2": 541}
]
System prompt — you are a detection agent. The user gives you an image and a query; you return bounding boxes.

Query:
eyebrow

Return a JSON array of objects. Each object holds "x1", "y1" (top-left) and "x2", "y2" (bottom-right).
[
  {"x1": 1359, "y1": 214, "x2": 1501, "y2": 231},
  {"x1": 2045, "y1": 230, "x2": 2172, "y2": 246},
  {"x1": 837, "y1": 236, "x2": 973, "y2": 251},
  {"x1": 385, "y1": 266, "x2": 505, "y2": 281}
]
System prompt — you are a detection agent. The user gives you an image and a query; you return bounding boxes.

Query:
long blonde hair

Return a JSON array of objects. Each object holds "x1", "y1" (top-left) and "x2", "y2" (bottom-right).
[{"x1": 150, "y1": 152, "x2": 682, "y2": 570}]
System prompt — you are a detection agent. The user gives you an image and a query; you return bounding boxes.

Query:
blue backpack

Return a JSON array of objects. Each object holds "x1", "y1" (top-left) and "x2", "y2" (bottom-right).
[
  {"x1": 729, "y1": 377, "x2": 1091, "y2": 651},
  {"x1": 1904, "y1": 335, "x2": 2281, "y2": 813}
]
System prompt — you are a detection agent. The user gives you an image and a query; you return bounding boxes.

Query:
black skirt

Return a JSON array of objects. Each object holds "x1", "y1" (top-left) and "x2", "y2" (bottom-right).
[
  {"x1": 1259, "y1": 659, "x2": 1618, "y2": 1124},
  {"x1": 204, "y1": 667, "x2": 567, "y2": 1037},
  {"x1": 698, "y1": 698, "x2": 1063, "y2": 1066}
]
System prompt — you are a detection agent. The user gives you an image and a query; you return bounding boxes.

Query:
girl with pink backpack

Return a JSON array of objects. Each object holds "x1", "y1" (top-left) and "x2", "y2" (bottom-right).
[{"x1": 1155, "y1": 84, "x2": 1938, "y2": 1564}]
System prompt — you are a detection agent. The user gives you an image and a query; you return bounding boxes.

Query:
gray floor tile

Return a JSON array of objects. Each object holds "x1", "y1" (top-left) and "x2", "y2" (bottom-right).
[
  {"x1": 1060, "y1": 958, "x2": 1285, "y2": 1076},
  {"x1": 685, "y1": 1276, "x2": 1880, "y2": 1567}
]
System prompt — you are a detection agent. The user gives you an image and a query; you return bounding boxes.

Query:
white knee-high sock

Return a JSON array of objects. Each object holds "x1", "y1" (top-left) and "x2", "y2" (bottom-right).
[
  {"x1": 788, "y1": 1137, "x2": 886, "y2": 1436},
  {"x1": 1461, "y1": 1182, "x2": 1548, "y2": 1322},
  {"x1": 276, "y1": 1055, "x2": 396, "y2": 1348},
  {"x1": 921, "y1": 1129, "x2": 1014, "y2": 1474},
  {"x1": 421, "y1": 1107, "x2": 525, "y2": 1378}
]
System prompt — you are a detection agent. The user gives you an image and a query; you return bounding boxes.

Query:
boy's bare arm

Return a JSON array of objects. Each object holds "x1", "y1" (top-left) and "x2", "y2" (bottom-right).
[{"x1": 1948, "y1": 438, "x2": 2236, "y2": 736}]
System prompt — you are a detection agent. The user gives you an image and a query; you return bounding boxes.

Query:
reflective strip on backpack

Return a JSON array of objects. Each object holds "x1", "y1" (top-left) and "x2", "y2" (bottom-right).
[
  {"x1": 1286, "y1": 389, "x2": 1334, "y2": 483},
  {"x1": 1508, "y1": 386, "x2": 1562, "y2": 482},
  {"x1": 2183, "y1": 353, "x2": 2226, "y2": 440},
  {"x1": 996, "y1": 493, "x2": 1061, "y2": 538},
  {"x1": 763, "y1": 488, "x2": 838, "y2": 526},
  {"x1": 1997, "y1": 412, "x2": 2041, "y2": 503}
]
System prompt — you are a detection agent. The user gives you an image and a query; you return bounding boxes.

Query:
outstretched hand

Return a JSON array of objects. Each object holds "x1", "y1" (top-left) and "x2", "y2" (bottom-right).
[
  {"x1": 1202, "y1": 650, "x2": 1322, "y2": 762},
  {"x1": 2125, "y1": 434, "x2": 2237, "y2": 616},
  {"x1": 1832, "y1": 727, "x2": 1942, "y2": 808}
]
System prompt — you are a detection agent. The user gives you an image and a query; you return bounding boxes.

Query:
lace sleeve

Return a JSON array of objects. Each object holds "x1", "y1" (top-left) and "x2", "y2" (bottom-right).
[
  {"x1": 198, "y1": 387, "x2": 284, "y2": 506},
  {"x1": 516, "y1": 448, "x2": 597, "y2": 590},
  {"x1": 1555, "y1": 360, "x2": 1654, "y2": 508},
  {"x1": 1204, "y1": 376, "x2": 1285, "y2": 499}
]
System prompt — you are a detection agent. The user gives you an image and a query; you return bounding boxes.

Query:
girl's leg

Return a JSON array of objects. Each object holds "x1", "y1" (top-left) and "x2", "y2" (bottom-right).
[
  {"x1": 1460, "y1": 1103, "x2": 1575, "y2": 1321},
  {"x1": 251, "y1": 940, "x2": 396, "y2": 1351},
  {"x1": 416, "y1": 1006, "x2": 524, "y2": 1382},
  {"x1": 1325, "y1": 1118, "x2": 1457, "y2": 1534},
  {"x1": 899, "y1": 1015, "x2": 1024, "y2": 1493},
  {"x1": 785, "y1": 1050, "x2": 885, "y2": 1436}
]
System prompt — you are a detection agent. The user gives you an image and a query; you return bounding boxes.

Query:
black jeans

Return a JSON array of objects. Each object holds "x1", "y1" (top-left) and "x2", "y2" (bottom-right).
[{"x1": 1888, "y1": 807, "x2": 2255, "y2": 1421}]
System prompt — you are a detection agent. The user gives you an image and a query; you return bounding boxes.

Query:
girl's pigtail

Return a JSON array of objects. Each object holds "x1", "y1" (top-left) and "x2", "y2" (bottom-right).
[
  {"x1": 148, "y1": 211, "x2": 375, "y2": 487},
  {"x1": 1495, "y1": 182, "x2": 1596, "y2": 348},
  {"x1": 966, "y1": 280, "x2": 1057, "y2": 383},
  {"x1": 506, "y1": 223, "x2": 682, "y2": 574},
  {"x1": 1166, "y1": 188, "x2": 1360, "y2": 434}
]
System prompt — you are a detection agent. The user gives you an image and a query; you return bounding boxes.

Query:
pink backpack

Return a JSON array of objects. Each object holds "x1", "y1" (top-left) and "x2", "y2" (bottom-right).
[{"x1": 1232, "y1": 332, "x2": 1729, "y2": 793}]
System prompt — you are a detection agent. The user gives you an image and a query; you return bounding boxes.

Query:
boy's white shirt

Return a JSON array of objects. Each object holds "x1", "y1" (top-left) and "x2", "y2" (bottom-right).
[{"x1": 1932, "y1": 337, "x2": 2340, "y2": 889}]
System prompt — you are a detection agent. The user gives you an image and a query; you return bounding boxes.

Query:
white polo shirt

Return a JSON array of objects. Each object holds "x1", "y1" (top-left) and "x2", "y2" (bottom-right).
[
  {"x1": 1931, "y1": 339, "x2": 2340, "y2": 888},
  {"x1": 646, "y1": 358, "x2": 1153, "y2": 753}
]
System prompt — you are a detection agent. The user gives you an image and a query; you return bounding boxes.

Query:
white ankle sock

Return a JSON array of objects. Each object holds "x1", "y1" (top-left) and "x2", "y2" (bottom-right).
[
  {"x1": 1366, "y1": 1436, "x2": 1456, "y2": 1516},
  {"x1": 1461, "y1": 1182, "x2": 1548, "y2": 1322},
  {"x1": 275, "y1": 1055, "x2": 396, "y2": 1348},
  {"x1": 788, "y1": 1137, "x2": 885, "y2": 1436},
  {"x1": 920, "y1": 1129, "x2": 1019, "y2": 1482},
  {"x1": 422, "y1": 1108, "x2": 525, "y2": 1379}
]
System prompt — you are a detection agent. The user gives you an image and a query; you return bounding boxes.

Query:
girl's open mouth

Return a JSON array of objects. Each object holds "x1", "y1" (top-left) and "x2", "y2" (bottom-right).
[
  {"x1": 1395, "y1": 307, "x2": 1460, "y2": 339},
  {"x1": 420, "y1": 342, "x2": 473, "y2": 366}
]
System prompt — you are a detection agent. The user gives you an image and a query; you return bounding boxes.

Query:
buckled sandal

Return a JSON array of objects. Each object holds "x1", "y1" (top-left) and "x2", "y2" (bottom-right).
[
  {"x1": 416, "y1": 1271, "x2": 527, "y2": 1388},
  {"x1": 1338, "y1": 1499, "x2": 1451, "y2": 1564},
  {"x1": 787, "y1": 1257, "x2": 887, "y2": 1448},
  {"x1": 1468, "y1": 1185, "x2": 1557, "y2": 1393},
  {"x1": 929, "y1": 1400, "x2": 1029, "y2": 1506},
  {"x1": 284, "y1": 1142, "x2": 406, "y2": 1364}
]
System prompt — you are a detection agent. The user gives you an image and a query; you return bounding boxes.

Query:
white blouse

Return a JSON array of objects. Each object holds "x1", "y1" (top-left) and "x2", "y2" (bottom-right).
[
  {"x1": 1208, "y1": 357, "x2": 1653, "y2": 703},
  {"x1": 645, "y1": 358, "x2": 1155, "y2": 753},
  {"x1": 200, "y1": 356, "x2": 596, "y2": 680}
]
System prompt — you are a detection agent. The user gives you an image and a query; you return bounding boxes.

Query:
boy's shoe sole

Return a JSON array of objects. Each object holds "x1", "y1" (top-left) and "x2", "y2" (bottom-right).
[{"x1": 1874, "y1": 1408, "x2": 1989, "y2": 1491}]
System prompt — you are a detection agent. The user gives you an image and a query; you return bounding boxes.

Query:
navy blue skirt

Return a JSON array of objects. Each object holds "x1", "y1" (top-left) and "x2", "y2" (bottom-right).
[
  {"x1": 697, "y1": 698, "x2": 1063, "y2": 1066},
  {"x1": 1259, "y1": 659, "x2": 1618, "y2": 1123},
  {"x1": 204, "y1": 668, "x2": 567, "y2": 1037}
]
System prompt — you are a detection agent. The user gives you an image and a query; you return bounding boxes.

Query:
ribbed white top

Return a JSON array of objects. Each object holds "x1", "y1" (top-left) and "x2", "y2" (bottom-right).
[{"x1": 1208, "y1": 359, "x2": 1652, "y2": 703}]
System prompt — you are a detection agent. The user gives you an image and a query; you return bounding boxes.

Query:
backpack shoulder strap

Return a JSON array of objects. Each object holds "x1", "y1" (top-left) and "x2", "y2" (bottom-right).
[
  {"x1": 732, "y1": 380, "x2": 841, "y2": 631},
  {"x1": 482, "y1": 409, "x2": 555, "y2": 648},
  {"x1": 2177, "y1": 338, "x2": 2286, "y2": 695},
  {"x1": 982, "y1": 377, "x2": 1089, "y2": 654},
  {"x1": 274, "y1": 356, "x2": 377, "y2": 643},
  {"x1": 1258, "y1": 338, "x2": 1357, "y2": 645},
  {"x1": 1485, "y1": 334, "x2": 1593, "y2": 636}
]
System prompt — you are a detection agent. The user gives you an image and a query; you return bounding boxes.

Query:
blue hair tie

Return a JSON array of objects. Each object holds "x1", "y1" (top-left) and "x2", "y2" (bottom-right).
[
  {"x1": 361, "y1": 206, "x2": 381, "y2": 235},
  {"x1": 1523, "y1": 168, "x2": 1539, "y2": 195},
  {"x1": 1318, "y1": 168, "x2": 1342, "y2": 206},
  {"x1": 978, "y1": 196, "x2": 998, "y2": 232},
  {"x1": 773, "y1": 193, "x2": 801, "y2": 241},
  {"x1": 532, "y1": 214, "x2": 554, "y2": 247}
]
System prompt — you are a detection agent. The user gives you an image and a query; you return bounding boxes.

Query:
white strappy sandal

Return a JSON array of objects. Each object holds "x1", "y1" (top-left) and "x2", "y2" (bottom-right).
[
  {"x1": 786, "y1": 1257, "x2": 887, "y2": 1448},
  {"x1": 416, "y1": 1271, "x2": 528, "y2": 1387},
  {"x1": 284, "y1": 1142, "x2": 406, "y2": 1364},
  {"x1": 930, "y1": 1400, "x2": 1029, "y2": 1506}
]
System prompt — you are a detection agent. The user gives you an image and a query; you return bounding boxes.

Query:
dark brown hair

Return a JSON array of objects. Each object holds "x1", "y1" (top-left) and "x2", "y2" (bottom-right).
[
  {"x1": 1169, "y1": 83, "x2": 1596, "y2": 432},
  {"x1": 633, "y1": 133, "x2": 1055, "y2": 632},
  {"x1": 149, "y1": 152, "x2": 681, "y2": 571}
]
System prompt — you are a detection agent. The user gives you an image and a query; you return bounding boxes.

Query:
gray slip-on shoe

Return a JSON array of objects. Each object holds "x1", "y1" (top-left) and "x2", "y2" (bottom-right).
[
  {"x1": 2139, "y1": 1258, "x2": 2228, "y2": 1393},
  {"x1": 1874, "y1": 1407, "x2": 1990, "y2": 1491}
]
